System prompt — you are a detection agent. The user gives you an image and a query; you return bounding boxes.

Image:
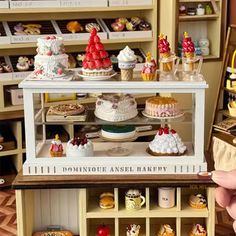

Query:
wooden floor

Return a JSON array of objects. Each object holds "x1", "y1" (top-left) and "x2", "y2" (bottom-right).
[{"x1": 0, "y1": 190, "x2": 234, "y2": 235}]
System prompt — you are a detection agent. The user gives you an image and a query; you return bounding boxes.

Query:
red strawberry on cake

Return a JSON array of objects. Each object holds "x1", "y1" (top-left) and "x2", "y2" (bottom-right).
[{"x1": 82, "y1": 28, "x2": 113, "y2": 77}]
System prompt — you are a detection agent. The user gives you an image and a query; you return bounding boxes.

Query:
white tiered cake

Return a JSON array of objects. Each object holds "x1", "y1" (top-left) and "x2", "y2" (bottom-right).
[{"x1": 33, "y1": 36, "x2": 69, "y2": 79}]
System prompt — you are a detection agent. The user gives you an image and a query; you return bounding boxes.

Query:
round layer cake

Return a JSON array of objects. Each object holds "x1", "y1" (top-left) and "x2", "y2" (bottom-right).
[
  {"x1": 148, "y1": 127, "x2": 186, "y2": 156},
  {"x1": 95, "y1": 94, "x2": 138, "y2": 122},
  {"x1": 144, "y1": 96, "x2": 180, "y2": 118},
  {"x1": 101, "y1": 125, "x2": 136, "y2": 140},
  {"x1": 34, "y1": 35, "x2": 68, "y2": 79},
  {"x1": 66, "y1": 136, "x2": 93, "y2": 158}
]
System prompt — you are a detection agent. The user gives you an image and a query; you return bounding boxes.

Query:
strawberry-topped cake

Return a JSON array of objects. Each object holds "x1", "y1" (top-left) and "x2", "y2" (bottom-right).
[
  {"x1": 66, "y1": 135, "x2": 94, "y2": 158},
  {"x1": 148, "y1": 127, "x2": 187, "y2": 156},
  {"x1": 82, "y1": 28, "x2": 113, "y2": 77}
]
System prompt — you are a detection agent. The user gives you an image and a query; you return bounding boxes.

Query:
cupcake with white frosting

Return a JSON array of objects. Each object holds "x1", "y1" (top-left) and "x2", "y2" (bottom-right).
[{"x1": 117, "y1": 46, "x2": 137, "y2": 80}]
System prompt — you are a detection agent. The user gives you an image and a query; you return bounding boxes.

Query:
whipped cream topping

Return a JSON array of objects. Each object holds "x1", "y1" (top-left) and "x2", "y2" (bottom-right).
[{"x1": 117, "y1": 46, "x2": 137, "y2": 62}]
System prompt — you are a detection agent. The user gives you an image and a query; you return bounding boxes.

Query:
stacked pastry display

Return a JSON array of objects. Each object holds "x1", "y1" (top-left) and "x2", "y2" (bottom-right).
[
  {"x1": 148, "y1": 127, "x2": 187, "y2": 156},
  {"x1": 82, "y1": 28, "x2": 113, "y2": 77},
  {"x1": 95, "y1": 94, "x2": 138, "y2": 122},
  {"x1": 34, "y1": 35, "x2": 68, "y2": 79}
]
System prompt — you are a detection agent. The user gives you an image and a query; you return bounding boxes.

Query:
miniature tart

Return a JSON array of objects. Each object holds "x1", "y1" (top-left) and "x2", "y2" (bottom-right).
[
  {"x1": 126, "y1": 224, "x2": 140, "y2": 236},
  {"x1": 101, "y1": 125, "x2": 136, "y2": 140},
  {"x1": 189, "y1": 194, "x2": 207, "y2": 209},
  {"x1": 50, "y1": 134, "x2": 64, "y2": 157},
  {"x1": 95, "y1": 94, "x2": 138, "y2": 122},
  {"x1": 66, "y1": 136, "x2": 93, "y2": 158},
  {"x1": 189, "y1": 224, "x2": 206, "y2": 236},
  {"x1": 157, "y1": 224, "x2": 175, "y2": 236},
  {"x1": 148, "y1": 127, "x2": 187, "y2": 156},
  {"x1": 48, "y1": 104, "x2": 85, "y2": 116},
  {"x1": 144, "y1": 96, "x2": 180, "y2": 118},
  {"x1": 99, "y1": 192, "x2": 115, "y2": 209}
]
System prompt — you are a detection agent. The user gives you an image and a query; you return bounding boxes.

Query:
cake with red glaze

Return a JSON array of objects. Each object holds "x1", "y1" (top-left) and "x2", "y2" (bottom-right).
[
  {"x1": 148, "y1": 127, "x2": 187, "y2": 156},
  {"x1": 82, "y1": 28, "x2": 113, "y2": 76}
]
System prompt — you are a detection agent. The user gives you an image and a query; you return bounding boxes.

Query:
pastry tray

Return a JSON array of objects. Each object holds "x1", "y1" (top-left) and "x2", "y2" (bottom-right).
[
  {"x1": 53, "y1": 19, "x2": 107, "y2": 41},
  {"x1": 99, "y1": 18, "x2": 152, "y2": 40},
  {"x1": 4, "y1": 21, "x2": 57, "y2": 43}
]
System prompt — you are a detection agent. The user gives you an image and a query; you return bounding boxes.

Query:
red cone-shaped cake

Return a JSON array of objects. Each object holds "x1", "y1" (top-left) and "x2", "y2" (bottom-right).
[{"x1": 82, "y1": 28, "x2": 113, "y2": 77}]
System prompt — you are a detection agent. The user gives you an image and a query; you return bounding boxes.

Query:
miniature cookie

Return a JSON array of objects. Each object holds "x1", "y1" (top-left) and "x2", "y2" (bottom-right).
[
  {"x1": 189, "y1": 194, "x2": 207, "y2": 209},
  {"x1": 126, "y1": 21, "x2": 136, "y2": 31},
  {"x1": 66, "y1": 21, "x2": 83, "y2": 33},
  {"x1": 131, "y1": 16, "x2": 142, "y2": 26},
  {"x1": 115, "y1": 17, "x2": 128, "y2": 25},
  {"x1": 16, "y1": 56, "x2": 29, "y2": 71},
  {"x1": 85, "y1": 23, "x2": 100, "y2": 33},
  {"x1": 111, "y1": 22, "x2": 125, "y2": 32},
  {"x1": 139, "y1": 21, "x2": 151, "y2": 31},
  {"x1": 99, "y1": 192, "x2": 115, "y2": 209}
]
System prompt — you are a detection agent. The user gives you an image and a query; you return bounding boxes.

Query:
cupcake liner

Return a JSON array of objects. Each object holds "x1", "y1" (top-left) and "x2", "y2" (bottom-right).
[
  {"x1": 50, "y1": 150, "x2": 63, "y2": 157},
  {"x1": 141, "y1": 72, "x2": 156, "y2": 81},
  {"x1": 120, "y1": 68, "x2": 133, "y2": 81},
  {"x1": 118, "y1": 60, "x2": 136, "y2": 70}
]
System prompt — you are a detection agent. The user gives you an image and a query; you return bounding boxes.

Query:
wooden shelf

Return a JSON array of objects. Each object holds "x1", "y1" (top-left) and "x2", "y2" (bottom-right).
[
  {"x1": 179, "y1": 0, "x2": 219, "y2": 2},
  {"x1": 0, "y1": 149, "x2": 20, "y2": 157},
  {"x1": 0, "y1": 6, "x2": 154, "y2": 14},
  {"x1": 213, "y1": 132, "x2": 236, "y2": 147},
  {"x1": 179, "y1": 14, "x2": 219, "y2": 22}
]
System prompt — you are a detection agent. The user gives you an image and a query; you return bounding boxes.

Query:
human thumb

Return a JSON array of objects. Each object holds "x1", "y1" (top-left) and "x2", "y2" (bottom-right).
[{"x1": 212, "y1": 170, "x2": 236, "y2": 189}]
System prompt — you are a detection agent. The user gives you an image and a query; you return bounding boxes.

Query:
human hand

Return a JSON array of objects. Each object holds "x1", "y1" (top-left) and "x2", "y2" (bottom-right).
[{"x1": 212, "y1": 170, "x2": 236, "y2": 232}]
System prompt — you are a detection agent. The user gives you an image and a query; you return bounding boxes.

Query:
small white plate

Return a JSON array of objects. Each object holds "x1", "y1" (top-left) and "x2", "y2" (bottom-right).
[
  {"x1": 142, "y1": 110, "x2": 184, "y2": 120},
  {"x1": 78, "y1": 70, "x2": 117, "y2": 81}
]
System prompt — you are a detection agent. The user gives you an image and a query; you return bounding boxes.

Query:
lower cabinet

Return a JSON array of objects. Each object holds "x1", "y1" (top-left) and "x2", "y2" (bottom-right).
[{"x1": 16, "y1": 186, "x2": 215, "y2": 236}]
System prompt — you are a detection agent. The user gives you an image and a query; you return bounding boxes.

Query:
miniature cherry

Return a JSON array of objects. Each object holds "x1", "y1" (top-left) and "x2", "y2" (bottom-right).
[{"x1": 96, "y1": 224, "x2": 111, "y2": 236}]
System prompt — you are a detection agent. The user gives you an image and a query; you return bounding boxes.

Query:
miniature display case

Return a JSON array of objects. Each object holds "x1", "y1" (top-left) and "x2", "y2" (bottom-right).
[{"x1": 19, "y1": 73, "x2": 208, "y2": 175}]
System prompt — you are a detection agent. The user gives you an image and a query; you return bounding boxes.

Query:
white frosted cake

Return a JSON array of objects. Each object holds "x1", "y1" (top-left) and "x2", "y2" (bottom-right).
[
  {"x1": 66, "y1": 137, "x2": 94, "y2": 158},
  {"x1": 148, "y1": 127, "x2": 186, "y2": 156},
  {"x1": 101, "y1": 125, "x2": 136, "y2": 140},
  {"x1": 34, "y1": 35, "x2": 68, "y2": 79},
  {"x1": 95, "y1": 94, "x2": 138, "y2": 122}
]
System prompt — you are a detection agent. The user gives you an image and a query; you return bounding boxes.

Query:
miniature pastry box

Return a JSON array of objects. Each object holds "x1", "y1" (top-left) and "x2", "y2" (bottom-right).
[
  {"x1": 0, "y1": 22, "x2": 10, "y2": 44},
  {"x1": 3, "y1": 21, "x2": 57, "y2": 43},
  {"x1": 60, "y1": 0, "x2": 107, "y2": 7},
  {"x1": 9, "y1": 0, "x2": 60, "y2": 8},
  {"x1": 53, "y1": 19, "x2": 107, "y2": 41},
  {"x1": 108, "y1": 0, "x2": 152, "y2": 7},
  {"x1": 99, "y1": 17, "x2": 152, "y2": 40}
]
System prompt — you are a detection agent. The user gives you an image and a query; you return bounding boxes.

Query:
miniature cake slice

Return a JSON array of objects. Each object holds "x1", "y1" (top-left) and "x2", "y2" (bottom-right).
[
  {"x1": 144, "y1": 96, "x2": 181, "y2": 118},
  {"x1": 189, "y1": 224, "x2": 206, "y2": 236},
  {"x1": 34, "y1": 35, "x2": 69, "y2": 79},
  {"x1": 101, "y1": 125, "x2": 136, "y2": 140},
  {"x1": 148, "y1": 127, "x2": 186, "y2": 156},
  {"x1": 66, "y1": 136, "x2": 93, "y2": 157},
  {"x1": 95, "y1": 94, "x2": 138, "y2": 122},
  {"x1": 157, "y1": 224, "x2": 175, "y2": 236}
]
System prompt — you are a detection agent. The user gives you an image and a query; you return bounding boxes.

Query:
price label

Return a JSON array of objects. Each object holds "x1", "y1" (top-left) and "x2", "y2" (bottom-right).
[{"x1": 12, "y1": 36, "x2": 32, "y2": 43}]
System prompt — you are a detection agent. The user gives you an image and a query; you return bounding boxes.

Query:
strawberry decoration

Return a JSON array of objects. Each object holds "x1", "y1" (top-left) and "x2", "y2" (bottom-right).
[
  {"x1": 163, "y1": 127, "x2": 169, "y2": 134},
  {"x1": 158, "y1": 128, "x2": 164, "y2": 135},
  {"x1": 71, "y1": 136, "x2": 88, "y2": 146},
  {"x1": 82, "y1": 28, "x2": 112, "y2": 71},
  {"x1": 170, "y1": 129, "x2": 176, "y2": 134}
]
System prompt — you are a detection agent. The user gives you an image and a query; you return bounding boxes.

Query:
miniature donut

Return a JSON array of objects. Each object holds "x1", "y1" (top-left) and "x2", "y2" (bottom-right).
[
  {"x1": 24, "y1": 27, "x2": 41, "y2": 35},
  {"x1": 66, "y1": 21, "x2": 83, "y2": 33},
  {"x1": 85, "y1": 23, "x2": 100, "y2": 33}
]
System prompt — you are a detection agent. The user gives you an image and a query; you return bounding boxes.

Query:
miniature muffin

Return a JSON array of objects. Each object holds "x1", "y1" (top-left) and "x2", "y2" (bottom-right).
[
  {"x1": 189, "y1": 194, "x2": 207, "y2": 209},
  {"x1": 189, "y1": 224, "x2": 206, "y2": 236},
  {"x1": 99, "y1": 192, "x2": 115, "y2": 209},
  {"x1": 50, "y1": 134, "x2": 64, "y2": 157},
  {"x1": 157, "y1": 224, "x2": 175, "y2": 236}
]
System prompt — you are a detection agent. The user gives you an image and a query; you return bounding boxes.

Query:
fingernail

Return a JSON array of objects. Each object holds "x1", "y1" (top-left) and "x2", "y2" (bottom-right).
[{"x1": 211, "y1": 170, "x2": 227, "y2": 180}]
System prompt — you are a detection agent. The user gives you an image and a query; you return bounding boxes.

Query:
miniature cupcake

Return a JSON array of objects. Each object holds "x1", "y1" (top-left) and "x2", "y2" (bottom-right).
[
  {"x1": 189, "y1": 194, "x2": 207, "y2": 209},
  {"x1": 141, "y1": 52, "x2": 157, "y2": 81},
  {"x1": 126, "y1": 224, "x2": 140, "y2": 236},
  {"x1": 50, "y1": 134, "x2": 64, "y2": 157},
  {"x1": 117, "y1": 46, "x2": 137, "y2": 81},
  {"x1": 157, "y1": 224, "x2": 175, "y2": 236},
  {"x1": 189, "y1": 224, "x2": 206, "y2": 236}
]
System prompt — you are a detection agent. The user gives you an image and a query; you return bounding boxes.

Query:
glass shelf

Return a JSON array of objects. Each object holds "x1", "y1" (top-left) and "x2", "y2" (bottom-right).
[{"x1": 35, "y1": 109, "x2": 193, "y2": 126}]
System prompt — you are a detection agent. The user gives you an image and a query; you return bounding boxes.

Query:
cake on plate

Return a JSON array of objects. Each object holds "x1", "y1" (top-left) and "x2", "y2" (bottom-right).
[
  {"x1": 66, "y1": 136, "x2": 93, "y2": 157},
  {"x1": 48, "y1": 104, "x2": 85, "y2": 116},
  {"x1": 189, "y1": 194, "x2": 207, "y2": 209},
  {"x1": 189, "y1": 224, "x2": 206, "y2": 236},
  {"x1": 82, "y1": 28, "x2": 113, "y2": 77},
  {"x1": 101, "y1": 125, "x2": 136, "y2": 140},
  {"x1": 144, "y1": 96, "x2": 181, "y2": 118},
  {"x1": 157, "y1": 224, "x2": 175, "y2": 236},
  {"x1": 34, "y1": 35, "x2": 69, "y2": 79},
  {"x1": 95, "y1": 94, "x2": 138, "y2": 122},
  {"x1": 148, "y1": 127, "x2": 187, "y2": 156}
]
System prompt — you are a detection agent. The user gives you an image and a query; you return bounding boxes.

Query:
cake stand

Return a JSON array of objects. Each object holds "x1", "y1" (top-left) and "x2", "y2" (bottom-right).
[
  {"x1": 78, "y1": 70, "x2": 117, "y2": 81},
  {"x1": 99, "y1": 133, "x2": 138, "y2": 157}
]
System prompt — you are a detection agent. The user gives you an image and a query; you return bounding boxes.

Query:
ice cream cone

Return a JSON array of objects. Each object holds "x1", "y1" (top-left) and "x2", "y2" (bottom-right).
[{"x1": 121, "y1": 68, "x2": 133, "y2": 81}]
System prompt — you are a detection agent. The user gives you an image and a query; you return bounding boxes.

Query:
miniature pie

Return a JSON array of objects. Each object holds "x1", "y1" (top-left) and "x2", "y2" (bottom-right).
[
  {"x1": 48, "y1": 104, "x2": 85, "y2": 116},
  {"x1": 189, "y1": 194, "x2": 207, "y2": 209},
  {"x1": 99, "y1": 192, "x2": 115, "y2": 209}
]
